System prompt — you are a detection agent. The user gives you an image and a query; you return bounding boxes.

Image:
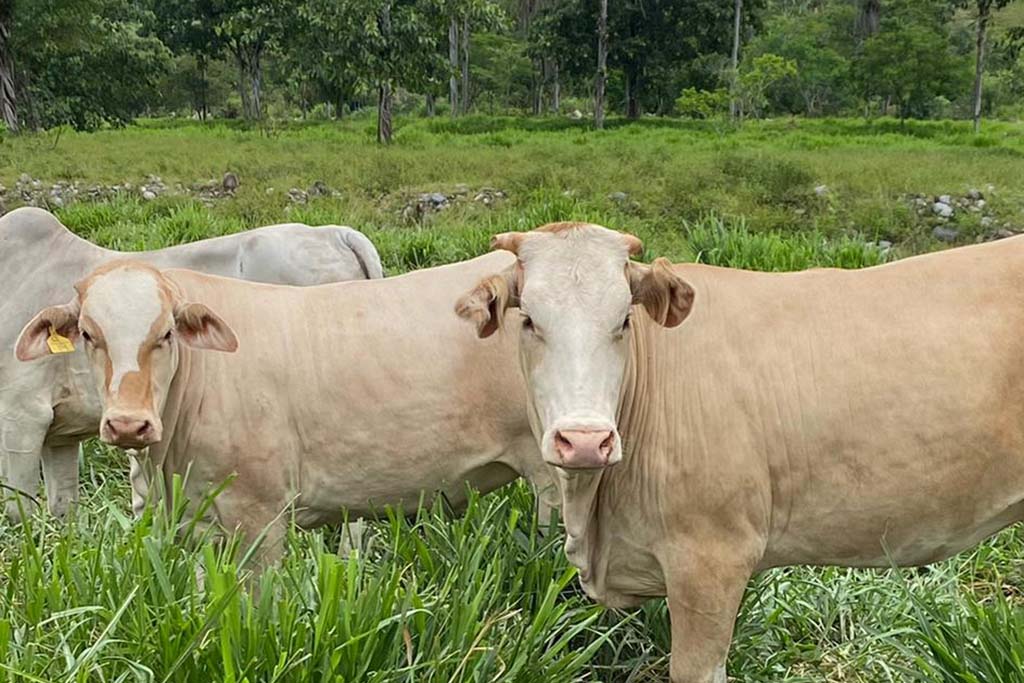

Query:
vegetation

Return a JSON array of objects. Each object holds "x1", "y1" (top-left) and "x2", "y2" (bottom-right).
[
  {"x1": 1, "y1": 118, "x2": 1024, "y2": 681},
  {"x1": 1, "y1": 0, "x2": 1022, "y2": 135}
]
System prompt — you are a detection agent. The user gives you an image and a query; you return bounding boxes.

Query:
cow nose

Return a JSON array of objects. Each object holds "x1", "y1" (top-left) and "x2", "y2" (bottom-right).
[
  {"x1": 553, "y1": 429, "x2": 616, "y2": 469},
  {"x1": 103, "y1": 416, "x2": 156, "y2": 446}
]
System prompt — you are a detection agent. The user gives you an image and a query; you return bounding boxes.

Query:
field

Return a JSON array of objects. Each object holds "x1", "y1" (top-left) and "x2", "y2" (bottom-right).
[{"x1": 2, "y1": 115, "x2": 1024, "y2": 682}]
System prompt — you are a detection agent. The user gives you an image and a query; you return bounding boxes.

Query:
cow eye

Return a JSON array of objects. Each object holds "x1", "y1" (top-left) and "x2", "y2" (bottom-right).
[
  {"x1": 521, "y1": 315, "x2": 534, "y2": 331},
  {"x1": 161, "y1": 330, "x2": 173, "y2": 343},
  {"x1": 622, "y1": 314, "x2": 632, "y2": 330},
  {"x1": 81, "y1": 330, "x2": 92, "y2": 343}
]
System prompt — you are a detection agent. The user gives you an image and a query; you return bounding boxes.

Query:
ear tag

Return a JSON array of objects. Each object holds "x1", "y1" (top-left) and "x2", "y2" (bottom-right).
[{"x1": 46, "y1": 326, "x2": 75, "y2": 354}]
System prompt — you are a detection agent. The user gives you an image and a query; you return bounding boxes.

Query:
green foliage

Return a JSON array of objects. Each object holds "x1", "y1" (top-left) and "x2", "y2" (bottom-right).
[
  {"x1": 735, "y1": 53, "x2": 798, "y2": 119},
  {"x1": 10, "y1": 0, "x2": 171, "y2": 130},
  {"x1": 675, "y1": 87, "x2": 729, "y2": 119}
]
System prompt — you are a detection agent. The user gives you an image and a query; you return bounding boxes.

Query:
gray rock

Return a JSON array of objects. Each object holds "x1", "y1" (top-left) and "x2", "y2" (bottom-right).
[
  {"x1": 976, "y1": 199, "x2": 986, "y2": 210},
  {"x1": 981, "y1": 216, "x2": 995, "y2": 228},
  {"x1": 222, "y1": 172, "x2": 240, "y2": 192},
  {"x1": 608, "y1": 191, "x2": 629, "y2": 202},
  {"x1": 142, "y1": 190, "x2": 157, "y2": 201},
  {"x1": 453, "y1": 184, "x2": 470, "y2": 196},
  {"x1": 429, "y1": 192, "x2": 447, "y2": 206},
  {"x1": 877, "y1": 240, "x2": 893, "y2": 250},
  {"x1": 967, "y1": 188, "x2": 983, "y2": 200},
  {"x1": 996, "y1": 229, "x2": 1015, "y2": 239},
  {"x1": 932, "y1": 202, "x2": 954, "y2": 218},
  {"x1": 938, "y1": 194, "x2": 952, "y2": 205},
  {"x1": 814, "y1": 184, "x2": 829, "y2": 197},
  {"x1": 18, "y1": 173, "x2": 31, "y2": 184},
  {"x1": 932, "y1": 226, "x2": 959, "y2": 242}
]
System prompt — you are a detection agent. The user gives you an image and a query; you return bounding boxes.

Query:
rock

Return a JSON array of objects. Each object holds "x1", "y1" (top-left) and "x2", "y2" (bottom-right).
[
  {"x1": 967, "y1": 188, "x2": 983, "y2": 201},
  {"x1": 996, "y1": 229, "x2": 1015, "y2": 239},
  {"x1": 428, "y1": 192, "x2": 447, "y2": 206},
  {"x1": 287, "y1": 188, "x2": 308, "y2": 204},
  {"x1": 18, "y1": 173, "x2": 31, "y2": 184},
  {"x1": 937, "y1": 194, "x2": 952, "y2": 205},
  {"x1": 569, "y1": 109, "x2": 583, "y2": 120},
  {"x1": 932, "y1": 226, "x2": 959, "y2": 242},
  {"x1": 877, "y1": 240, "x2": 892, "y2": 250},
  {"x1": 814, "y1": 184, "x2": 829, "y2": 197},
  {"x1": 986, "y1": 184, "x2": 996, "y2": 194},
  {"x1": 309, "y1": 180, "x2": 330, "y2": 197},
  {"x1": 976, "y1": 199, "x2": 986, "y2": 210},
  {"x1": 142, "y1": 190, "x2": 157, "y2": 201},
  {"x1": 50, "y1": 196, "x2": 63, "y2": 208},
  {"x1": 222, "y1": 172, "x2": 240, "y2": 192},
  {"x1": 453, "y1": 184, "x2": 470, "y2": 196},
  {"x1": 265, "y1": 187, "x2": 275, "y2": 194},
  {"x1": 981, "y1": 216, "x2": 995, "y2": 228},
  {"x1": 608, "y1": 191, "x2": 629, "y2": 202},
  {"x1": 932, "y1": 202, "x2": 954, "y2": 218}
]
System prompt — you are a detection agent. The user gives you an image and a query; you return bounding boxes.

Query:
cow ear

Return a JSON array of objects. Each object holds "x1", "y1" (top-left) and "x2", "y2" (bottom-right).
[
  {"x1": 15, "y1": 300, "x2": 81, "y2": 361},
  {"x1": 490, "y1": 232, "x2": 527, "y2": 255},
  {"x1": 628, "y1": 258, "x2": 694, "y2": 328},
  {"x1": 455, "y1": 267, "x2": 520, "y2": 339},
  {"x1": 174, "y1": 303, "x2": 238, "y2": 352}
]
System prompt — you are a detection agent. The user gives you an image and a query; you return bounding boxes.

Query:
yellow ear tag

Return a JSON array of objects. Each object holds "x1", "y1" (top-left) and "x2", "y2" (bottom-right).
[{"x1": 46, "y1": 326, "x2": 75, "y2": 354}]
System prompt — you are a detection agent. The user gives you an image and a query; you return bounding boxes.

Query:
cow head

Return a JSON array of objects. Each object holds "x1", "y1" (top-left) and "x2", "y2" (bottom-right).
[
  {"x1": 456, "y1": 223, "x2": 694, "y2": 470},
  {"x1": 15, "y1": 261, "x2": 238, "y2": 448}
]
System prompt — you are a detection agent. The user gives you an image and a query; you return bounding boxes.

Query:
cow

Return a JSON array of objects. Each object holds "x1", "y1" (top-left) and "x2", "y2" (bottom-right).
[
  {"x1": 1, "y1": 207, "x2": 383, "y2": 521},
  {"x1": 455, "y1": 221, "x2": 1024, "y2": 683},
  {"x1": 13, "y1": 254, "x2": 554, "y2": 567}
]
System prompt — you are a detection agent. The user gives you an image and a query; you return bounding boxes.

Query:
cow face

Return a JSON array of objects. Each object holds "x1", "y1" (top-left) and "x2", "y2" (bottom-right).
[
  {"x1": 456, "y1": 223, "x2": 693, "y2": 471},
  {"x1": 15, "y1": 261, "x2": 237, "y2": 448}
]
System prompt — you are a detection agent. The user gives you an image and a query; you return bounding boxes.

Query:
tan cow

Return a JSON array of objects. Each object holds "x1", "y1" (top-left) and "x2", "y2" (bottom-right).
[
  {"x1": 15, "y1": 254, "x2": 554, "y2": 565},
  {"x1": 456, "y1": 222, "x2": 1024, "y2": 683}
]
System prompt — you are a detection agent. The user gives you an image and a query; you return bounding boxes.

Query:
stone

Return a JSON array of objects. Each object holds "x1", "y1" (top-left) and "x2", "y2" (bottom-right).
[
  {"x1": 429, "y1": 192, "x2": 447, "y2": 205},
  {"x1": 222, "y1": 172, "x2": 240, "y2": 192},
  {"x1": 814, "y1": 184, "x2": 829, "y2": 197},
  {"x1": 996, "y1": 229, "x2": 1015, "y2": 239},
  {"x1": 976, "y1": 199, "x2": 986, "y2": 210},
  {"x1": 309, "y1": 180, "x2": 330, "y2": 197},
  {"x1": 453, "y1": 184, "x2": 470, "y2": 196},
  {"x1": 877, "y1": 240, "x2": 893, "y2": 250},
  {"x1": 569, "y1": 109, "x2": 583, "y2": 120},
  {"x1": 932, "y1": 202, "x2": 954, "y2": 218},
  {"x1": 932, "y1": 226, "x2": 959, "y2": 242},
  {"x1": 967, "y1": 188, "x2": 983, "y2": 201},
  {"x1": 981, "y1": 216, "x2": 995, "y2": 228},
  {"x1": 18, "y1": 173, "x2": 31, "y2": 184},
  {"x1": 937, "y1": 194, "x2": 952, "y2": 205},
  {"x1": 608, "y1": 191, "x2": 629, "y2": 202},
  {"x1": 142, "y1": 190, "x2": 157, "y2": 201}
]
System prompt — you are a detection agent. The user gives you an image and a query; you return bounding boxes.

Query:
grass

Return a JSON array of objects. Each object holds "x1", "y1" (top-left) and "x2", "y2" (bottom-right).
[{"x1": 2, "y1": 116, "x2": 1024, "y2": 682}]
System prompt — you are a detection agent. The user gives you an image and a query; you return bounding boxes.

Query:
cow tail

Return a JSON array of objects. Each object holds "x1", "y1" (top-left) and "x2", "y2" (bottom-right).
[{"x1": 338, "y1": 228, "x2": 385, "y2": 279}]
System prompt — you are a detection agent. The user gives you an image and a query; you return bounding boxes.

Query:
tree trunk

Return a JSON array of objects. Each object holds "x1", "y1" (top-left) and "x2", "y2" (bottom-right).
[
  {"x1": 249, "y1": 46, "x2": 263, "y2": 120},
  {"x1": 449, "y1": 17, "x2": 459, "y2": 117},
  {"x1": 378, "y1": 82, "x2": 393, "y2": 144},
  {"x1": 198, "y1": 56, "x2": 209, "y2": 121},
  {"x1": 0, "y1": 15, "x2": 18, "y2": 132},
  {"x1": 595, "y1": 0, "x2": 608, "y2": 130},
  {"x1": 531, "y1": 57, "x2": 543, "y2": 115},
  {"x1": 857, "y1": 0, "x2": 881, "y2": 39},
  {"x1": 461, "y1": 15, "x2": 470, "y2": 114},
  {"x1": 426, "y1": 92, "x2": 436, "y2": 117},
  {"x1": 552, "y1": 61, "x2": 561, "y2": 113},
  {"x1": 236, "y1": 49, "x2": 251, "y2": 119},
  {"x1": 625, "y1": 67, "x2": 640, "y2": 119},
  {"x1": 972, "y1": 0, "x2": 990, "y2": 134},
  {"x1": 730, "y1": 0, "x2": 742, "y2": 120}
]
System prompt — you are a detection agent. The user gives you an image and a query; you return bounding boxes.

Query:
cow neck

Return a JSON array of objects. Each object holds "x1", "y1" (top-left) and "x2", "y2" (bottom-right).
[
  {"x1": 151, "y1": 337, "x2": 199, "y2": 497},
  {"x1": 557, "y1": 312, "x2": 652, "y2": 601}
]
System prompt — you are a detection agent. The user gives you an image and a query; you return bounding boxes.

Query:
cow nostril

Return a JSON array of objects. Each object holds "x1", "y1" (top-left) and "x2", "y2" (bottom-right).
[
  {"x1": 554, "y1": 431, "x2": 573, "y2": 456},
  {"x1": 599, "y1": 432, "x2": 615, "y2": 455},
  {"x1": 104, "y1": 419, "x2": 116, "y2": 435},
  {"x1": 137, "y1": 421, "x2": 151, "y2": 436}
]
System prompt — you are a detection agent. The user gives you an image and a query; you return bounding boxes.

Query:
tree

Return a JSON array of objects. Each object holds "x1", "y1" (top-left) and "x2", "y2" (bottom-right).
[
  {"x1": 855, "y1": 0, "x2": 970, "y2": 119},
  {"x1": 0, "y1": 3, "x2": 16, "y2": 132},
  {"x1": 730, "y1": 0, "x2": 742, "y2": 119},
  {"x1": 150, "y1": 0, "x2": 223, "y2": 120},
  {"x1": 211, "y1": 0, "x2": 292, "y2": 120},
  {"x1": 9, "y1": 0, "x2": 170, "y2": 130},
  {"x1": 595, "y1": 0, "x2": 608, "y2": 128},
  {"x1": 955, "y1": 0, "x2": 1013, "y2": 132}
]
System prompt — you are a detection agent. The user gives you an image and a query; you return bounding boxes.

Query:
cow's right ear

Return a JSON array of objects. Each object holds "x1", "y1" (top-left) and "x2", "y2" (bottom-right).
[
  {"x1": 15, "y1": 300, "x2": 81, "y2": 361},
  {"x1": 455, "y1": 267, "x2": 520, "y2": 339}
]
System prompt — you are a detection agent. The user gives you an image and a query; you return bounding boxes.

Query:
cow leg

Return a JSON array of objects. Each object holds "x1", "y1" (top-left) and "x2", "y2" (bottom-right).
[
  {"x1": 664, "y1": 542, "x2": 757, "y2": 683},
  {"x1": 40, "y1": 443, "x2": 80, "y2": 517},
  {"x1": 0, "y1": 409, "x2": 52, "y2": 522}
]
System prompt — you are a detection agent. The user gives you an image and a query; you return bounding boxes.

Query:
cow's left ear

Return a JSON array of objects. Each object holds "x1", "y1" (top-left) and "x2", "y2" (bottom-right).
[
  {"x1": 15, "y1": 300, "x2": 81, "y2": 361},
  {"x1": 174, "y1": 303, "x2": 238, "y2": 352},
  {"x1": 627, "y1": 258, "x2": 694, "y2": 328},
  {"x1": 455, "y1": 267, "x2": 520, "y2": 338}
]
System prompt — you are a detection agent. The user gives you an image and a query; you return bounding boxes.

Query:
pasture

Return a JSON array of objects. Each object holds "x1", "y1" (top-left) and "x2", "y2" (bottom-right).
[{"x1": 2, "y1": 116, "x2": 1024, "y2": 682}]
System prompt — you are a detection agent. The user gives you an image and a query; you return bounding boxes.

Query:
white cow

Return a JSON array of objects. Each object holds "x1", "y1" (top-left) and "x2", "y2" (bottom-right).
[
  {"x1": 1, "y1": 207, "x2": 382, "y2": 520},
  {"x1": 457, "y1": 221, "x2": 1024, "y2": 683}
]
